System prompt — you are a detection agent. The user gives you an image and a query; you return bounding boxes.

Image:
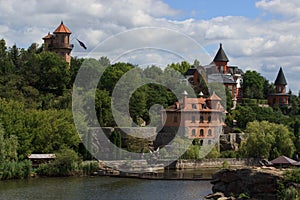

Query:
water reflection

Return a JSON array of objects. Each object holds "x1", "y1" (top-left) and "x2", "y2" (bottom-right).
[{"x1": 0, "y1": 175, "x2": 213, "y2": 200}]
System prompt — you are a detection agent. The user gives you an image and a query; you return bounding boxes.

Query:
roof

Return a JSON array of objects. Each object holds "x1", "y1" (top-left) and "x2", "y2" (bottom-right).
[
  {"x1": 185, "y1": 68, "x2": 197, "y2": 76},
  {"x1": 292, "y1": 161, "x2": 300, "y2": 166},
  {"x1": 274, "y1": 67, "x2": 287, "y2": 85},
  {"x1": 28, "y1": 154, "x2": 56, "y2": 159},
  {"x1": 208, "y1": 74, "x2": 236, "y2": 84},
  {"x1": 270, "y1": 155, "x2": 296, "y2": 164},
  {"x1": 42, "y1": 32, "x2": 53, "y2": 39},
  {"x1": 207, "y1": 92, "x2": 222, "y2": 101},
  {"x1": 213, "y1": 43, "x2": 229, "y2": 62},
  {"x1": 53, "y1": 21, "x2": 71, "y2": 34}
]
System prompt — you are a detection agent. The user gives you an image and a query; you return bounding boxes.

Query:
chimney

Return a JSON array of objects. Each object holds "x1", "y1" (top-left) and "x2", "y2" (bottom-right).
[{"x1": 182, "y1": 90, "x2": 188, "y2": 109}]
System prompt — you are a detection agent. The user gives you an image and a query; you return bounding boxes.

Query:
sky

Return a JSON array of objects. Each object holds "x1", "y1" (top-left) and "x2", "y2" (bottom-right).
[{"x1": 0, "y1": 0, "x2": 300, "y2": 93}]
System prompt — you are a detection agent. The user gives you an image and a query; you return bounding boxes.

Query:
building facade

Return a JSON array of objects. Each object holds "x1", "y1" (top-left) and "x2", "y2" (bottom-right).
[
  {"x1": 43, "y1": 21, "x2": 73, "y2": 66},
  {"x1": 161, "y1": 91, "x2": 225, "y2": 145},
  {"x1": 184, "y1": 43, "x2": 244, "y2": 101}
]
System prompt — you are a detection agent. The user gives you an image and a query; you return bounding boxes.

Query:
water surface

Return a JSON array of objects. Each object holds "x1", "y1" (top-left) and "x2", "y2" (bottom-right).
[{"x1": 0, "y1": 176, "x2": 212, "y2": 200}]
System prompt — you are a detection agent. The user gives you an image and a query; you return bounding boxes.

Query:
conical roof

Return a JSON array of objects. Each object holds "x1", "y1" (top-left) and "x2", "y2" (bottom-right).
[
  {"x1": 274, "y1": 67, "x2": 287, "y2": 85},
  {"x1": 213, "y1": 43, "x2": 229, "y2": 62},
  {"x1": 270, "y1": 155, "x2": 296, "y2": 164},
  {"x1": 53, "y1": 21, "x2": 71, "y2": 34}
]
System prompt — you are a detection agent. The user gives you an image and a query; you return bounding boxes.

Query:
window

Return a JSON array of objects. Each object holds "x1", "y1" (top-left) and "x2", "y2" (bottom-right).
[
  {"x1": 200, "y1": 129, "x2": 204, "y2": 137},
  {"x1": 192, "y1": 104, "x2": 197, "y2": 109},
  {"x1": 278, "y1": 86, "x2": 282, "y2": 93},
  {"x1": 208, "y1": 140, "x2": 212, "y2": 145},
  {"x1": 208, "y1": 129, "x2": 212, "y2": 136},
  {"x1": 208, "y1": 116, "x2": 211, "y2": 123},
  {"x1": 200, "y1": 140, "x2": 203, "y2": 146},
  {"x1": 200, "y1": 116, "x2": 203, "y2": 123},
  {"x1": 191, "y1": 129, "x2": 196, "y2": 136},
  {"x1": 61, "y1": 35, "x2": 65, "y2": 43},
  {"x1": 173, "y1": 116, "x2": 178, "y2": 123},
  {"x1": 192, "y1": 116, "x2": 195, "y2": 123}
]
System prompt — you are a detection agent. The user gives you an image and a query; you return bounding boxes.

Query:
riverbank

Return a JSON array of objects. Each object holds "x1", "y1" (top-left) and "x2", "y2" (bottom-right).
[{"x1": 206, "y1": 167, "x2": 300, "y2": 200}]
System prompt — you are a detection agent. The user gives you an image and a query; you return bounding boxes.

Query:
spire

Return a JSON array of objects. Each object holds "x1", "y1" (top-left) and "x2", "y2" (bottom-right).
[
  {"x1": 213, "y1": 43, "x2": 229, "y2": 62},
  {"x1": 274, "y1": 67, "x2": 287, "y2": 85}
]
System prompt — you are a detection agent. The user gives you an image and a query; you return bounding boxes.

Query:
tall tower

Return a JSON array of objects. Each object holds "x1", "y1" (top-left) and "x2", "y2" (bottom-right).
[
  {"x1": 43, "y1": 21, "x2": 73, "y2": 66},
  {"x1": 213, "y1": 43, "x2": 229, "y2": 73},
  {"x1": 268, "y1": 67, "x2": 289, "y2": 107}
]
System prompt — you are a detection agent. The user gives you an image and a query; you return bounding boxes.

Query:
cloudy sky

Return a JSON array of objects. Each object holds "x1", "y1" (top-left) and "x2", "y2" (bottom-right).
[{"x1": 1, "y1": 0, "x2": 300, "y2": 92}]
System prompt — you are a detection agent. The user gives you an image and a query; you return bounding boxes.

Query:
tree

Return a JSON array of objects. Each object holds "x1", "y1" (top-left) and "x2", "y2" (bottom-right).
[
  {"x1": 240, "y1": 121, "x2": 295, "y2": 160},
  {"x1": 242, "y1": 70, "x2": 265, "y2": 99}
]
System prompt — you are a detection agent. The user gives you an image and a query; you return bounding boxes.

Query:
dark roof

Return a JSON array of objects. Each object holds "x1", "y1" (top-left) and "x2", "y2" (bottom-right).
[
  {"x1": 208, "y1": 74, "x2": 236, "y2": 84},
  {"x1": 213, "y1": 43, "x2": 229, "y2": 62},
  {"x1": 274, "y1": 67, "x2": 287, "y2": 85},
  {"x1": 185, "y1": 68, "x2": 197, "y2": 76}
]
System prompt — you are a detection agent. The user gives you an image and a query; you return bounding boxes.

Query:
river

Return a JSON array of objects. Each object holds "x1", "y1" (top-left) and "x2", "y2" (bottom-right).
[{"x1": 0, "y1": 176, "x2": 212, "y2": 200}]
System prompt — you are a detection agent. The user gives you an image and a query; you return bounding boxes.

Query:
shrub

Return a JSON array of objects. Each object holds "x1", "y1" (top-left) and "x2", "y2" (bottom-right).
[{"x1": 0, "y1": 160, "x2": 32, "y2": 180}]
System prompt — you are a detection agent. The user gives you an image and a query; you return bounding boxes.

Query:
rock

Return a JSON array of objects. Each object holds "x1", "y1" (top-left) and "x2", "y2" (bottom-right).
[
  {"x1": 205, "y1": 192, "x2": 224, "y2": 199},
  {"x1": 210, "y1": 168, "x2": 282, "y2": 199}
]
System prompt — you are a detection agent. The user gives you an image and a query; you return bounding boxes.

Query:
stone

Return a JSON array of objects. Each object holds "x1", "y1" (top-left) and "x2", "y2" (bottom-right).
[{"x1": 205, "y1": 192, "x2": 225, "y2": 199}]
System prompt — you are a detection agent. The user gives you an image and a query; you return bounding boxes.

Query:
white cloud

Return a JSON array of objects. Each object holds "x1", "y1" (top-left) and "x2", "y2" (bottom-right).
[{"x1": 0, "y1": 0, "x2": 300, "y2": 92}]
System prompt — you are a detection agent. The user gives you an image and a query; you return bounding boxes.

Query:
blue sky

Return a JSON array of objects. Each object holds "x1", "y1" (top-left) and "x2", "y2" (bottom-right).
[
  {"x1": 0, "y1": 0, "x2": 299, "y2": 92},
  {"x1": 164, "y1": 0, "x2": 261, "y2": 20}
]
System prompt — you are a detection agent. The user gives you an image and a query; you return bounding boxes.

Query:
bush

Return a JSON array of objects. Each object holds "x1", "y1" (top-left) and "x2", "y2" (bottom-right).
[
  {"x1": 0, "y1": 160, "x2": 32, "y2": 180},
  {"x1": 80, "y1": 161, "x2": 99, "y2": 175},
  {"x1": 284, "y1": 168, "x2": 300, "y2": 184},
  {"x1": 36, "y1": 148, "x2": 81, "y2": 177}
]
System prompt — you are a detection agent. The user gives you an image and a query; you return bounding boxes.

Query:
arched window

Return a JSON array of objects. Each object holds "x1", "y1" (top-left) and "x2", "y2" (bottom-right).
[
  {"x1": 200, "y1": 129, "x2": 204, "y2": 136},
  {"x1": 208, "y1": 129, "x2": 212, "y2": 136},
  {"x1": 200, "y1": 116, "x2": 203, "y2": 123},
  {"x1": 208, "y1": 116, "x2": 211, "y2": 123},
  {"x1": 192, "y1": 116, "x2": 195, "y2": 123},
  {"x1": 191, "y1": 129, "x2": 196, "y2": 136}
]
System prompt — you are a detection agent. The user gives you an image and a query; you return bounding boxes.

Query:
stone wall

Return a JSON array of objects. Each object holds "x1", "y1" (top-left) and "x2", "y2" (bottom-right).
[{"x1": 174, "y1": 158, "x2": 259, "y2": 169}]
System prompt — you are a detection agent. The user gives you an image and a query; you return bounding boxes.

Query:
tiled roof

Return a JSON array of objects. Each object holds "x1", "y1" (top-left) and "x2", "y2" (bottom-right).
[
  {"x1": 213, "y1": 43, "x2": 229, "y2": 62},
  {"x1": 42, "y1": 33, "x2": 53, "y2": 39},
  {"x1": 274, "y1": 67, "x2": 287, "y2": 85},
  {"x1": 54, "y1": 21, "x2": 71, "y2": 34}
]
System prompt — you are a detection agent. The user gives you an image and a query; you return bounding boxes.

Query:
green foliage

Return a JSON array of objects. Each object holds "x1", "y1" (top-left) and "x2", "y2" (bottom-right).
[
  {"x1": 80, "y1": 161, "x2": 99, "y2": 175},
  {"x1": 37, "y1": 148, "x2": 80, "y2": 177},
  {"x1": 167, "y1": 61, "x2": 191, "y2": 75},
  {"x1": 239, "y1": 121, "x2": 295, "y2": 159},
  {"x1": 242, "y1": 70, "x2": 265, "y2": 99},
  {"x1": 284, "y1": 168, "x2": 300, "y2": 184},
  {"x1": 0, "y1": 160, "x2": 32, "y2": 180}
]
